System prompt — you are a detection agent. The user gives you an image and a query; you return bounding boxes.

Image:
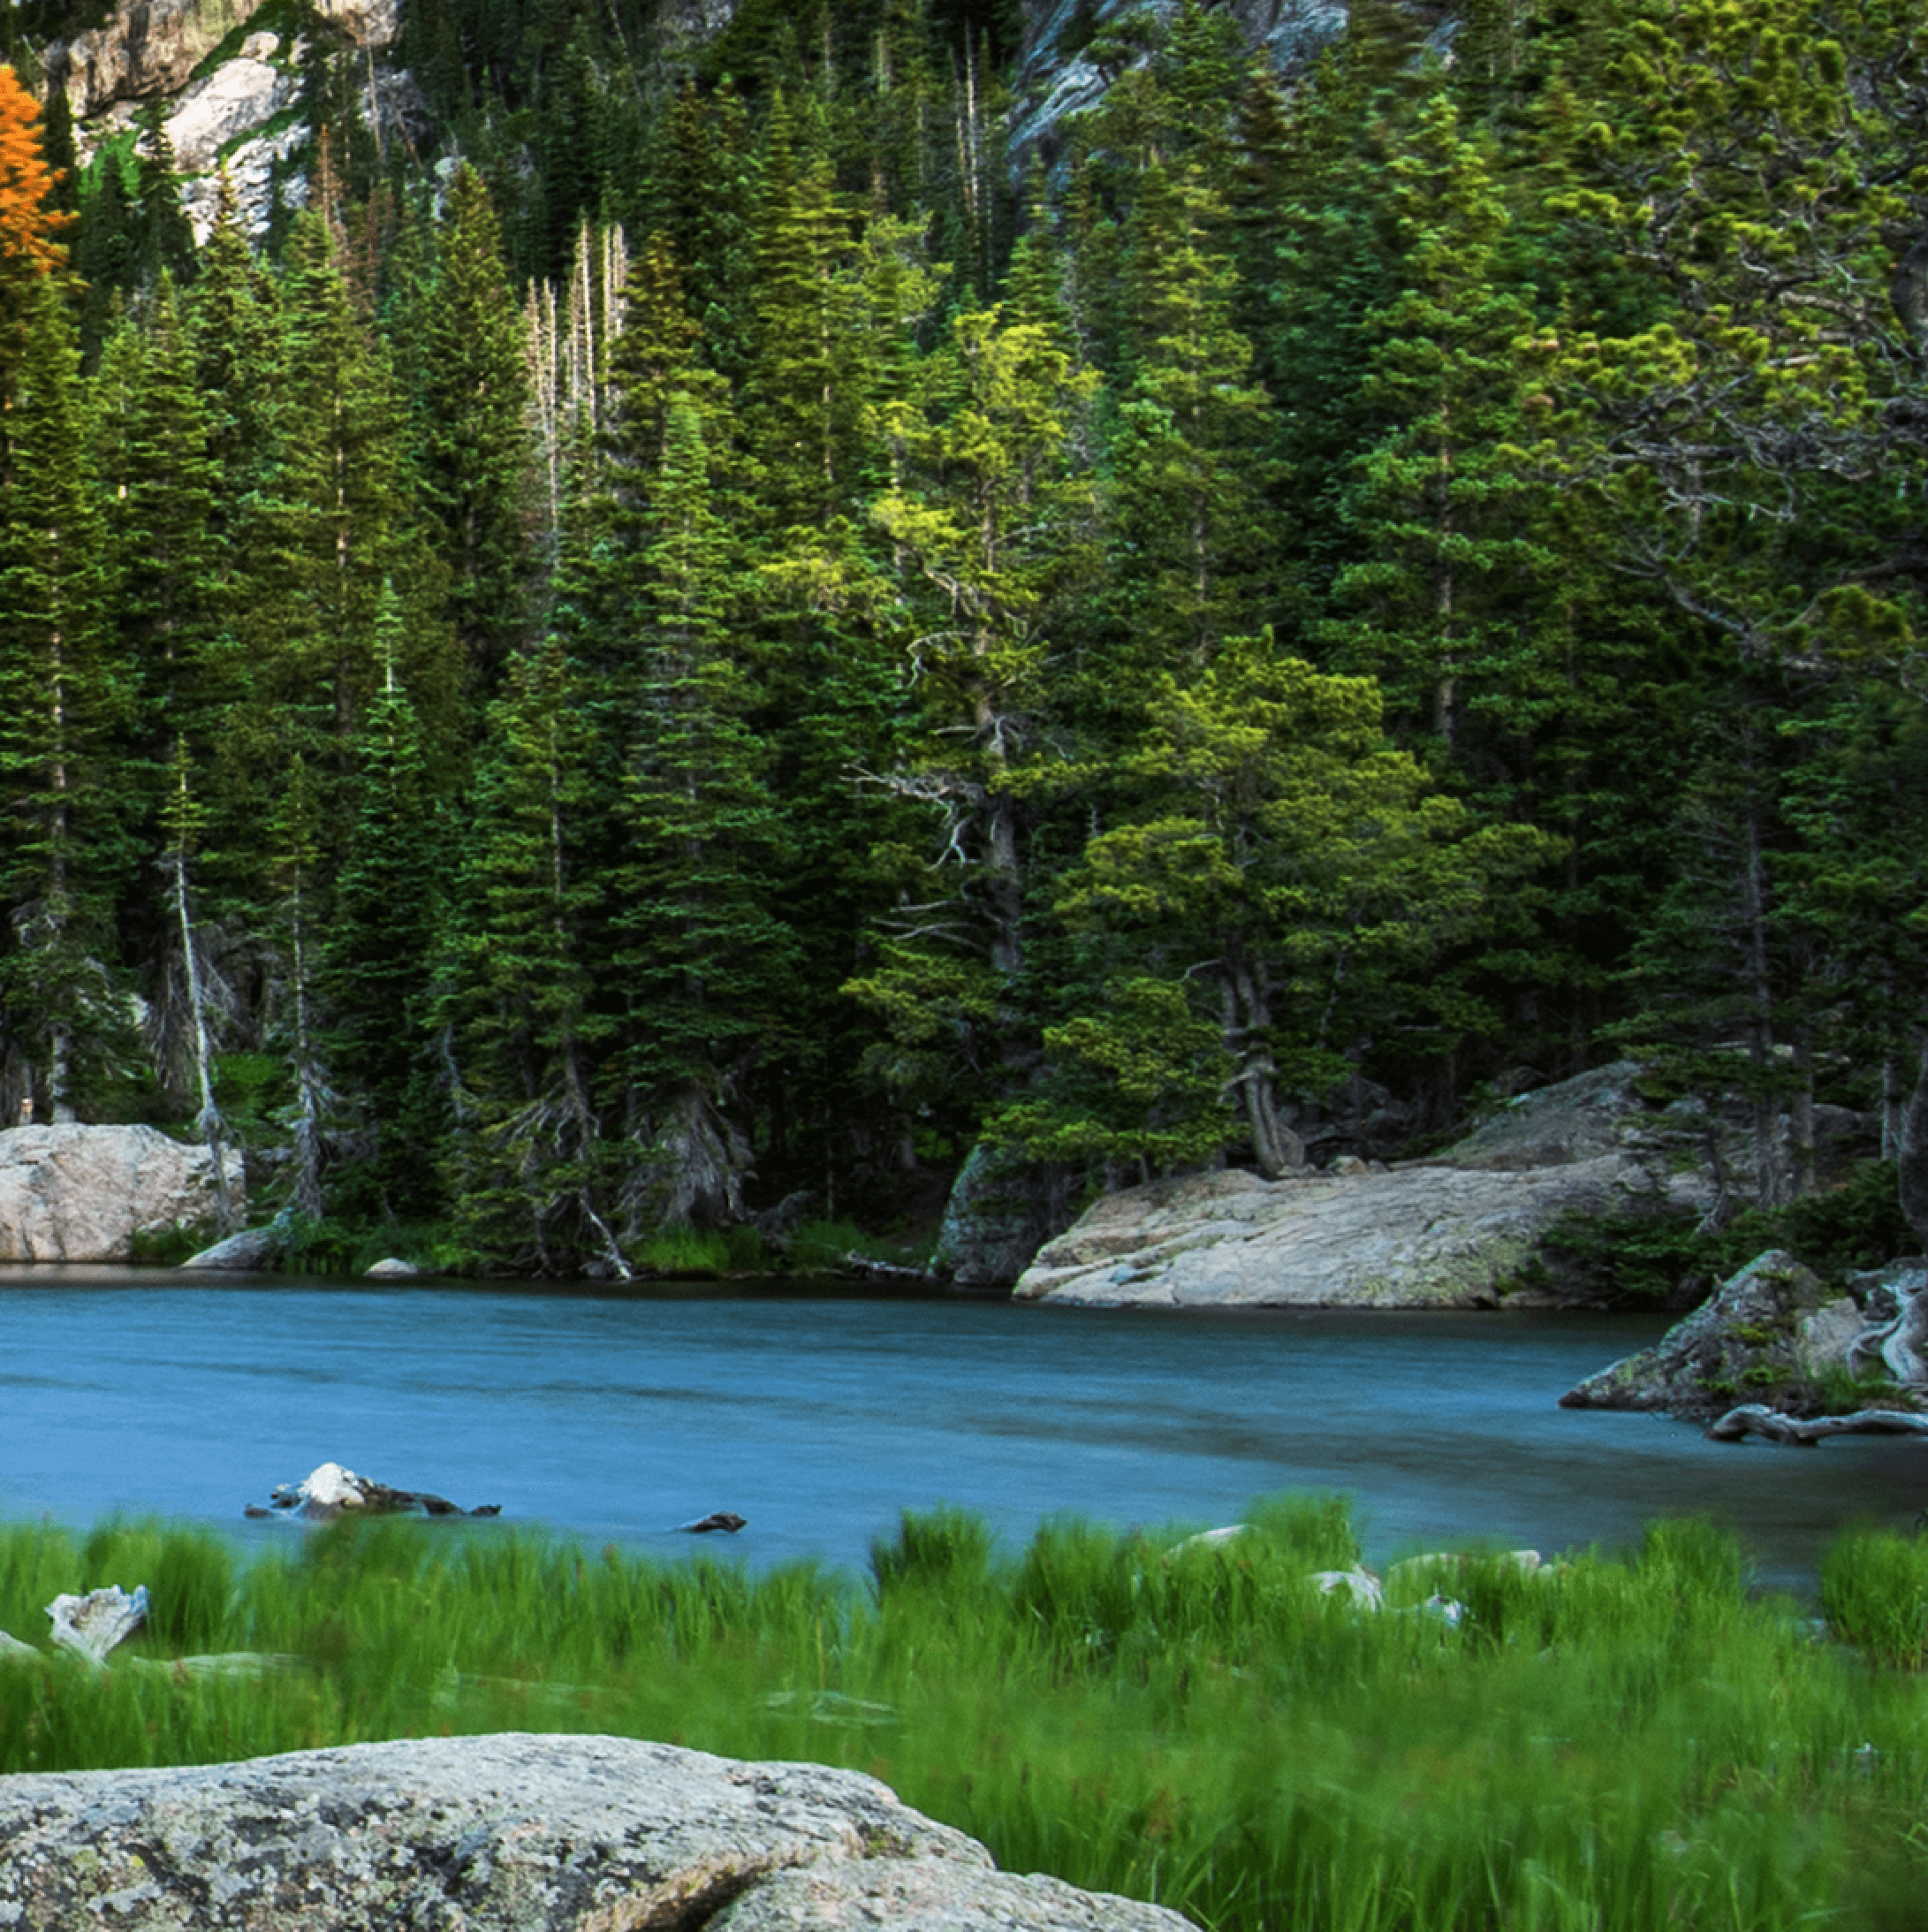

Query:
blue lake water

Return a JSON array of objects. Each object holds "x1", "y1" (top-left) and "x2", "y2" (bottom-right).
[{"x1": 3, "y1": 1267, "x2": 1924, "y2": 1593}]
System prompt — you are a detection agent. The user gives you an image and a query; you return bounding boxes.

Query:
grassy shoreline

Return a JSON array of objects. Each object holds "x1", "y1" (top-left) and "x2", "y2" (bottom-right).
[{"x1": 4, "y1": 1502, "x2": 1926, "y2": 1928}]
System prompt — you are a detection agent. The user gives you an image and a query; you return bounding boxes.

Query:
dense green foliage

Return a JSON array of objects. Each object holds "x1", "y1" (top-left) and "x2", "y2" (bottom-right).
[
  {"x1": 4, "y1": 1505, "x2": 1928, "y2": 1928},
  {"x1": 3, "y1": 0, "x2": 1925, "y2": 1270}
]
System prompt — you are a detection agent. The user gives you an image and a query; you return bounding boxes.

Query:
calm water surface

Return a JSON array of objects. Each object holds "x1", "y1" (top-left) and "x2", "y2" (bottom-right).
[{"x1": 4, "y1": 1268, "x2": 1924, "y2": 1592}]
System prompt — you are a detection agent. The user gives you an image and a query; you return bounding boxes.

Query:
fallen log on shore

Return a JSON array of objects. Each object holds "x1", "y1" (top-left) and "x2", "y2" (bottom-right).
[{"x1": 1706, "y1": 1403, "x2": 1928, "y2": 1447}]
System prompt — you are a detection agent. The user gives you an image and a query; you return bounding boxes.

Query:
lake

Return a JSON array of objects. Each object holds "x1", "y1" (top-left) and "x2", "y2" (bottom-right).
[{"x1": 4, "y1": 1267, "x2": 1924, "y2": 1593}]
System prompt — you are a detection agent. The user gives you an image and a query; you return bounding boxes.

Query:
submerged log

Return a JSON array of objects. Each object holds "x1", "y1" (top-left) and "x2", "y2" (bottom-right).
[
  {"x1": 674, "y1": 1512, "x2": 747, "y2": 1534},
  {"x1": 1706, "y1": 1403, "x2": 1928, "y2": 1447}
]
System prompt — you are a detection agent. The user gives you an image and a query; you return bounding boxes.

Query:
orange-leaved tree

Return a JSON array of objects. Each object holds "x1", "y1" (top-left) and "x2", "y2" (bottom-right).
[{"x1": 0, "y1": 65, "x2": 72, "y2": 388}]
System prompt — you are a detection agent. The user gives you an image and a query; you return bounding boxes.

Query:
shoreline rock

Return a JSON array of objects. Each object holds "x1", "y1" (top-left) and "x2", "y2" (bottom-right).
[
  {"x1": 0, "y1": 1123, "x2": 242, "y2": 1263},
  {"x1": 1564, "y1": 1251, "x2": 1928, "y2": 1421},
  {"x1": 0, "y1": 1733, "x2": 1198, "y2": 1931},
  {"x1": 1010, "y1": 1061, "x2": 1882, "y2": 1309},
  {"x1": 254, "y1": 1461, "x2": 500, "y2": 1521},
  {"x1": 1013, "y1": 1153, "x2": 1693, "y2": 1309},
  {"x1": 1560, "y1": 1250, "x2": 1850, "y2": 1418}
]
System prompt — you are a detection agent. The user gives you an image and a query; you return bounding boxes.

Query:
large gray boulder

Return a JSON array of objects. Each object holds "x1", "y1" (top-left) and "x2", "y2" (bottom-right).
[
  {"x1": 0, "y1": 1122, "x2": 242, "y2": 1262},
  {"x1": 1430, "y1": 1062, "x2": 1654, "y2": 1171},
  {"x1": 0, "y1": 1733, "x2": 1196, "y2": 1932},
  {"x1": 1560, "y1": 1249, "x2": 1851, "y2": 1418},
  {"x1": 1013, "y1": 1154, "x2": 1690, "y2": 1308},
  {"x1": 935, "y1": 1141, "x2": 1075, "y2": 1289}
]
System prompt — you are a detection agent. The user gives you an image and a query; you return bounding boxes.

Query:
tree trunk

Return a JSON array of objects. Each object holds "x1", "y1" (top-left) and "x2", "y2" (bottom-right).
[
  {"x1": 1739, "y1": 793, "x2": 1780, "y2": 1209},
  {"x1": 1790, "y1": 1023, "x2": 1816, "y2": 1200},
  {"x1": 1900, "y1": 1039, "x2": 1928, "y2": 1256},
  {"x1": 173, "y1": 845, "x2": 236, "y2": 1234}
]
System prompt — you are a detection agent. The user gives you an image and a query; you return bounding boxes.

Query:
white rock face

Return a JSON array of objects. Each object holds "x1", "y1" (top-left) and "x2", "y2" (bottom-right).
[
  {"x1": 0, "y1": 1122, "x2": 242, "y2": 1263},
  {"x1": 165, "y1": 57, "x2": 296, "y2": 176},
  {"x1": 1013, "y1": 1155, "x2": 1699, "y2": 1308},
  {"x1": 0, "y1": 1733, "x2": 1200, "y2": 1931}
]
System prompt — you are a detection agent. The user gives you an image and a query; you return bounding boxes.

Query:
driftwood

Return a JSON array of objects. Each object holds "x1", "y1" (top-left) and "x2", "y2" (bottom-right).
[
  {"x1": 1707, "y1": 1403, "x2": 1928, "y2": 1447},
  {"x1": 47, "y1": 1586, "x2": 148, "y2": 1664},
  {"x1": 840, "y1": 1252, "x2": 931, "y2": 1284},
  {"x1": 1846, "y1": 1268, "x2": 1928, "y2": 1387}
]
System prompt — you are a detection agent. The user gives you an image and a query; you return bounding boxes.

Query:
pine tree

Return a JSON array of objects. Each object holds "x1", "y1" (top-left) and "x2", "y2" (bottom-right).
[
  {"x1": 132, "y1": 99, "x2": 196, "y2": 291},
  {"x1": 236, "y1": 209, "x2": 458, "y2": 848},
  {"x1": 853, "y1": 299, "x2": 1100, "y2": 1164},
  {"x1": 1320, "y1": 91, "x2": 1555, "y2": 778},
  {"x1": 444, "y1": 638, "x2": 628, "y2": 1276},
  {"x1": 1612, "y1": 699, "x2": 1810, "y2": 1220},
  {"x1": 414, "y1": 162, "x2": 535, "y2": 698},
  {"x1": 190, "y1": 169, "x2": 279, "y2": 509},
  {"x1": 1096, "y1": 154, "x2": 1278, "y2": 718},
  {"x1": 1021, "y1": 635, "x2": 1557, "y2": 1175},
  {"x1": 1541, "y1": 0, "x2": 1921, "y2": 662},
  {"x1": 0, "y1": 276, "x2": 130, "y2": 1120},
  {"x1": 604, "y1": 389, "x2": 798, "y2": 1230},
  {"x1": 652, "y1": 80, "x2": 758, "y2": 386},
  {"x1": 323, "y1": 587, "x2": 451, "y2": 1221},
  {"x1": 740, "y1": 90, "x2": 862, "y2": 536},
  {"x1": 108, "y1": 270, "x2": 224, "y2": 750}
]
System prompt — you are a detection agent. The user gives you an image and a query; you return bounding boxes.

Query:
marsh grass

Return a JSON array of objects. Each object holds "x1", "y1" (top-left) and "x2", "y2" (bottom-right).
[
  {"x1": 1820, "y1": 1525, "x2": 1928, "y2": 1667},
  {"x1": 4, "y1": 1502, "x2": 1927, "y2": 1930}
]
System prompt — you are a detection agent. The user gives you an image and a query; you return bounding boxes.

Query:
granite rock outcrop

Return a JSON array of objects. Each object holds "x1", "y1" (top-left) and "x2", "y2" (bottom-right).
[
  {"x1": 0, "y1": 1122, "x2": 241, "y2": 1262},
  {"x1": 0, "y1": 1732, "x2": 1199, "y2": 1931}
]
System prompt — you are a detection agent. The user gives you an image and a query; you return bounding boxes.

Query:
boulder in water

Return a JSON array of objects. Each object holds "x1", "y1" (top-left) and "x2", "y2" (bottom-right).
[
  {"x1": 1560, "y1": 1250, "x2": 1848, "y2": 1417},
  {"x1": 262, "y1": 1462, "x2": 500, "y2": 1520}
]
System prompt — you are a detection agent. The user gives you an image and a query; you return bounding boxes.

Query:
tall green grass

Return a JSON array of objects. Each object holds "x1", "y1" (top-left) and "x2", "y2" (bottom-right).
[{"x1": 3, "y1": 1502, "x2": 1926, "y2": 1930}]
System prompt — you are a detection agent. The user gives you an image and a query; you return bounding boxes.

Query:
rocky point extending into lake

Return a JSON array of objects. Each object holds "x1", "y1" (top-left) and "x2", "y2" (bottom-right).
[{"x1": 1012, "y1": 1063, "x2": 1861, "y2": 1309}]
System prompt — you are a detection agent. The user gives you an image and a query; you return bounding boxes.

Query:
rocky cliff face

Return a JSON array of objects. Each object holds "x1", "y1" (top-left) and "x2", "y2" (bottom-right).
[
  {"x1": 43, "y1": 0, "x2": 408, "y2": 239},
  {"x1": 41, "y1": 0, "x2": 1362, "y2": 247},
  {"x1": 47, "y1": 0, "x2": 400, "y2": 119},
  {"x1": 1013, "y1": 0, "x2": 1347, "y2": 171}
]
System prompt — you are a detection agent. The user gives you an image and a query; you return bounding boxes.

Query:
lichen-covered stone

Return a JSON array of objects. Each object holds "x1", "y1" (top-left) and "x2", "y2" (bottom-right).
[
  {"x1": 0, "y1": 1733, "x2": 1201, "y2": 1931},
  {"x1": 710, "y1": 1860, "x2": 1194, "y2": 1931},
  {"x1": 934, "y1": 1142, "x2": 1073, "y2": 1289},
  {"x1": 1560, "y1": 1250, "x2": 1832, "y2": 1418}
]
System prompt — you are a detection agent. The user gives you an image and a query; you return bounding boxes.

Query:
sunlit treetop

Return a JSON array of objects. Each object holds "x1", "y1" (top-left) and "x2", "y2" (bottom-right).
[{"x1": 0, "y1": 66, "x2": 73, "y2": 278}]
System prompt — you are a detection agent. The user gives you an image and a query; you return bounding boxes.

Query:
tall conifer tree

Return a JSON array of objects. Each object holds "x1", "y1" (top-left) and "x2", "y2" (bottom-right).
[{"x1": 0, "y1": 277, "x2": 128, "y2": 1119}]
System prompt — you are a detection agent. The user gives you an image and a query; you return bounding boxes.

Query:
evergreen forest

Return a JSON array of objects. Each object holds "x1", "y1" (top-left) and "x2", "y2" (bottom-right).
[{"x1": 0, "y1": 0, "x2": 1923, "y2": 1279}]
